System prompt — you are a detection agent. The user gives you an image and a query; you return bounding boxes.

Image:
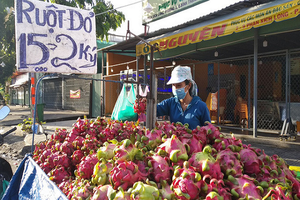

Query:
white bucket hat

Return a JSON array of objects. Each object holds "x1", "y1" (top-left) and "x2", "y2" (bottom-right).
[
  {"x1": 167, "y1": 66, "x2": 198, "y2": 96},
  {"x1": 167, "y1": 66, "x2": 193, "y2": 85}
]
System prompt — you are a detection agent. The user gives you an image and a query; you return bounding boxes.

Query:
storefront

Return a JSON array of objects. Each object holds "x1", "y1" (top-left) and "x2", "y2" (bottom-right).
[{"x1": 101, "y1": 0, "x2": 300, "y2": 136}]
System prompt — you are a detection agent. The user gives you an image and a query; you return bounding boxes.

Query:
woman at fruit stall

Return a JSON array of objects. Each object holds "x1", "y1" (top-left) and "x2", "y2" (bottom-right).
[{"x1": 156, "y1": 65, "x2": 211, "y2": 130}]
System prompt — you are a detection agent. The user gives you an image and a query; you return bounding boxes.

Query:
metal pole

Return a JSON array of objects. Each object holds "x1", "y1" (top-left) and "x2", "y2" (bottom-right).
[
  {"x1": 144, "y1": 55, "x2": 147, "y2": 85},
  {"x1": 146, "y1": 46, "x2": 155, "y2": 129},
  {"x1": 136, "y1": 56, "x2": 140, "y2": 97},
  {"x1": 248, "y1": 58, "x2": 251, "y2": 128},
  {"x1": 217, "y1": 62, "x2": 220, "y2": 124},
  {"x1": 101, "y1": 51, "x2": 105, "y2": 117},
  {"x1": 32, "y1": 74, "x2": 56, "y2": 153},
  {"x1": 253, "y1": 29, "x2": 258, "y2": 137},
  {"x1": 286, "y1": 50, "x2": 291, "y2": 125},
  {"x1": 62, "y1": 76, "x2": 65, "y2": 109}
]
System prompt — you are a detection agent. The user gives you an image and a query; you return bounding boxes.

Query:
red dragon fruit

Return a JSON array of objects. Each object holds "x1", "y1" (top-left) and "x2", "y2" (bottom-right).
[
  {"x1": 156, "y1": 134, "x2": 188, "y2": 166},
  {"x1": 34, "y1": 141, "x2": 46, "y2": 155},
  {"x1": 216, "y1": 148, "x2": 243, "y2": 177},
  {"x1": 81, "y1": 135, "x2": 101, "y2": 154},
  {"x1": 202, "y1": 176, "x2": 231, "y2": 200},
  {"x1": 60, "y1": 140, "x2": 74, "y2": 156},
  {"x1": 134, "y1": 97, "x2": 147, "y2": 115},
  {"x1": 39, "y1": 148, "x2": 52, "y2": 163},
  {"x1": 226, "y1": 174, "x2": 263, "y2": 199},
  {"x1": 76, "y1": 153, "x2": 99, "y2": 179},
  {"x1": 143, "y1": 129, "x2": 164, "y2": 150},
  {"x1": 156, "y1": 121, "x2": 177, "y2": 138},
  {"x1": 239, "y1": 148, "x2": 262, "y2": 175},
  {"x1": 178, "y1": 133, "x2": 204, "y2": 156},
  {"x1": 171, "y1": 161, "x2": 203, "y2": 200},
  {"x1": 148, "y1": 154, "x2": 173, "y2": 183},
  {"x1": 51, "y1": 128, "x2": 68, "y2": 143},
  {"x1": 188, "y1": 145, "x2": 224, "y2": 180},
  {"x1": 52, "y1": 152, "x2": 71, "y2": 169},
  {"x1": 58, "y1": 177, "x2": 74, "y2": 197},
  {"x1": 48, "y1": 165, "x2": 71, "y2": 184},
  {"x1": 109, "y1": 161, "x2": 147, "y2": 190},
  {"x1": 191, "y1": 126, "x2": 207, "y2": 148},
  {"x1": 201, "y1": 122, "x2": 223, "y2": 143},
  {"x1": 212, "y1": 135, "x2": 243, "y2": 152},
  {"x1": 71, "y1": 149, "x2": 85, "y2": 166},
  {"x1": 73, "y1": 116, "x2": 90, "y2": 134},
  {"x1": 71, "y1": 179, "x2": 93, "y2": 200},
  {"x1": 72, "y1": 136, "x2": 85, "y2": 150},
  {"x1": 39, "y1": 162, "x2": 52, "y2": 174}
]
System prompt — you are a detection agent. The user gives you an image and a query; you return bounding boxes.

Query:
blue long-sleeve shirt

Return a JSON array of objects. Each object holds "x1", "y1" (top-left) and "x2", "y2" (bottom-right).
[{"x1": 157, "y1": 96, "x2": 211, "y2": 130}]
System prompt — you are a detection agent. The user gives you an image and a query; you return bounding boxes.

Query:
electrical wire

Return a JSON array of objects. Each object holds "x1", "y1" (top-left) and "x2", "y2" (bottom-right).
[{"x1": 95, "y1": 0, "x2": 143, "y2": 17}]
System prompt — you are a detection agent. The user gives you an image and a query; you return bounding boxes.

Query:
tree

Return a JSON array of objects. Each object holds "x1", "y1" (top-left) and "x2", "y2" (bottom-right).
[{"x1": 0, "y1": 0, "x2": 125, "y2": 85}]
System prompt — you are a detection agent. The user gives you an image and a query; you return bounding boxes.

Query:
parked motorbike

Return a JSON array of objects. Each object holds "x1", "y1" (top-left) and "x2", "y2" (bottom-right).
[{"x1": 0, "y1": 105, "x2": 16, "y2": 198}]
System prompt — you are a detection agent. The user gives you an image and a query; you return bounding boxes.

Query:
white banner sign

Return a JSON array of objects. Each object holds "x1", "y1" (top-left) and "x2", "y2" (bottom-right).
[{"x1": 15, "y1": 0, "x2": 97, "y2": 74}]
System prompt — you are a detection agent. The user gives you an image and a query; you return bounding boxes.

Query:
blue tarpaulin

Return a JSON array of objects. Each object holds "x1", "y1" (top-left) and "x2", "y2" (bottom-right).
[{"x1": 2, "y1": 155, "x2": 68, "y2": 200}]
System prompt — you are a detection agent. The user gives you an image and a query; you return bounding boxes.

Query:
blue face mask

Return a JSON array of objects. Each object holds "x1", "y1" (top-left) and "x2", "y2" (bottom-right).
[{"x1": 172, "y1": 85, "x2": 188, "y2": 100}]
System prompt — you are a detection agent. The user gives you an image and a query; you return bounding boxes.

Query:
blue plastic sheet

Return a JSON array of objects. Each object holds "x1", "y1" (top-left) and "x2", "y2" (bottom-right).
[{"x1": 2, "y1": 155, "x2": 68, "y2": 200}]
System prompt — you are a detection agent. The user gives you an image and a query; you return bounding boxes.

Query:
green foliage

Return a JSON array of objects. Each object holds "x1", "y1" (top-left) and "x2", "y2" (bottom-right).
[
  {"x1": 0, "y1": 0, "x2": 125, "y2": 84},
  {"x1": 18, "y1": 118, "x2": 46, "y2": 133},
  {"x1": 0, "y1": 0, "x2": 16, "y2": 85}
]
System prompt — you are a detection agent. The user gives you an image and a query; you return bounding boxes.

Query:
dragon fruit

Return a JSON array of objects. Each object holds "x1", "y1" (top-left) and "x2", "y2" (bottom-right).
[
  {"x1": 73, "y1": 116, "x2": 90, "y2": 134},
  {"x1": 91, "y1": 185, "x2": 116, "y2": 200},
  {"x1": 48, "y1": 165, "x2": 71, "y2": 184},
  {"x1": 52, "y1": 152, "x2": 71, "y2": 169},
  {"x1": 72, "y1": 136, "x2": 85, "y2": 150},
  {"x1": 60, "y1": 140, "x2": 74, "y2": 156},
  {"x1": 97, "y1": 141, "x2": 117, "y2": 160},
  {"x1": 143, "y1": 129, "x2": 164, "y2": 150},
  {"x1": 71, "y1": 149, "x2": 85, "y2": 166},
  {"x1": 51, "y1": 128, "x2": 68, "y2": 143},
  {"x1": 81, "y1": 135, "x2": 101, "y2": 153},
  {"x1": 156, "y1": 121, "x2": 177, "y2": 138},
  {"x1": 239, "y1": 148, "x2": 262, "y2": 175},
  {"x1": 203, "y1": 176, "x2": 231, "y2": 200},
  {"x1": 226, "y1": 174, "x2": 263, "y2": 199},
  {"x1": 39, "y1": 162, "x2": 52, "y2": 174},
  {"x1": 76, "y1": 153, "x2": 99, "y2": 179},
  {"x1": 212, "y1": 136, "x2": 242, "y2": 152},
  {"x1": 216, "y1": 148, "x2": 243, "y2": 177},
  {"x1": 113, "y1": 139, "x2": 144, "y2": 162},
  {"x1": 188, "y1": 145, "x2": 224, "y2": 180},
  {"x1": 159, "y1": 180, "x2": 176, "y2": 200},
  {"x1": 91, "y1": 160, "x2": 114, "y2": 185},
  {"x1": 178, "y1": 133, "x2": 203, "y2": 156},
  {"x1": 71, "y1": 179, "x2": 93, "y2": 200},
  {"x1": 58, "y1": 178, "x2": 74, "y2": 197},
  {"x1": 109, "y1": 161, "x2": 147, "y2": 190},
  {"x1": 148, "y1": 154, "x2": 173, "y2": 183},
  {"x1": 157, "y1": 134, "x2": 188, "y2": 166},
  {"x1": 171, "y1": 161, "x2": 203, "y2": 200},
  {"x1": 200, "y1": 122, "x2": 223, "y2": 143},
  {"x1": 114, "y1": 187, "x2": 131, "y2": 200},
  {"x1": 130, "y1": 181, "x2": 160, "y2": 200},
  {"x1": 191, "y1": 126, "x2": 207, "y2": 147}
]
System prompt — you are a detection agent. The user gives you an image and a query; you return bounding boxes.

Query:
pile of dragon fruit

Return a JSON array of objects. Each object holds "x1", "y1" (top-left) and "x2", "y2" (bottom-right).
[
  {"x1": 133, "y1": 97, "x2": 146, "y2": 115},
  {"x1": 33, "y1": 116, "x2": 300, "y2": 200}
]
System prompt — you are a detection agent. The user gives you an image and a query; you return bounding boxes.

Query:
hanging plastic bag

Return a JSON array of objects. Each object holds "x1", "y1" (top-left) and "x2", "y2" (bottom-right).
[{"x1": 111, "y1": 84, "x2": 137, "y2": 121}]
